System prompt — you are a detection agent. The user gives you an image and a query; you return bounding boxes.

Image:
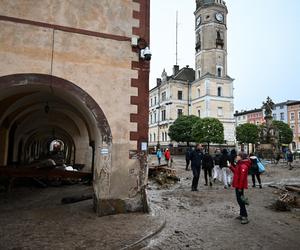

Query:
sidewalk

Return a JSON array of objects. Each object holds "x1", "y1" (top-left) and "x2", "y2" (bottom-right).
[{"x1": 0, "y1": 184, "x2": 165, "y2": 250}]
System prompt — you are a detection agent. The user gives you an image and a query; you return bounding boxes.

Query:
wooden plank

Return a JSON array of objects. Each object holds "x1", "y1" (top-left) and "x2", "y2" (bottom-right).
[{"x1": 0, "y1": 167, "x2": 91, "y2": 179}]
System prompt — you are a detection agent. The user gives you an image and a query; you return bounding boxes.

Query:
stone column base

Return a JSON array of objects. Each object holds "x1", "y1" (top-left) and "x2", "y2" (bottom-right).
[{"x1": 93, "y1": 189, "x2": 149, "y2": 217}]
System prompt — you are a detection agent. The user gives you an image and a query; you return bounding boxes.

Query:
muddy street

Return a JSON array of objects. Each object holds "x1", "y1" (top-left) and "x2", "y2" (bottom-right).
[
  {"x1": 0, "y1": 156, "x2": 300, "y2": 250},
  {"x1": 144, "y1": 156, "x2": 300, "y2": 250}
]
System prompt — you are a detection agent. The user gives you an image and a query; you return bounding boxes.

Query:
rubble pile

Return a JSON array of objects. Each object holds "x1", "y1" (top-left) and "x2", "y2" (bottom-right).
[{"x1": 269, "y1": 184, "x2": 300, "y2": 211}]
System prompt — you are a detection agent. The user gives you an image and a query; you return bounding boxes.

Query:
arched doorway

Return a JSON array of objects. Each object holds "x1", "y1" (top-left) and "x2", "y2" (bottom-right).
[{"x1": 0, "y1": 74, "x2": 112, "y2": 211}]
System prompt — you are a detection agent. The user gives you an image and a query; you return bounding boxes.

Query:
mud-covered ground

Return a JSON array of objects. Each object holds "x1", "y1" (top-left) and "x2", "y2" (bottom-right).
[
  {"x1": 0, "y1": 183, "x2": 162, "y2": 250},
  {"x1": 0, "y1": 156, "x2": 300, "y2": 250},
  {"x1": 143, "y1": 156, "x2": 300, "y2": 250}
]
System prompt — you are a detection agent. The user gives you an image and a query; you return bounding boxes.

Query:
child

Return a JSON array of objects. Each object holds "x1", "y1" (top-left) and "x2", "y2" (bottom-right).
[{"x1": 230, "y1": 152, "x2": 251, "y2": 224}]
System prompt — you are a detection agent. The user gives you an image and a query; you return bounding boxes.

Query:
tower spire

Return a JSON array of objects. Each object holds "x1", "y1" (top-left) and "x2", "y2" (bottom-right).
[{"x1": 175, "y1": 10, "x2": 178, "y2": 66}]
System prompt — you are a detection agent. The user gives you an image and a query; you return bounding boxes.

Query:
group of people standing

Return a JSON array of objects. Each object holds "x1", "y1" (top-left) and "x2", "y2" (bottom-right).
[{"x1": 186, "y1": 144, "x2": 264, "y2": 224}]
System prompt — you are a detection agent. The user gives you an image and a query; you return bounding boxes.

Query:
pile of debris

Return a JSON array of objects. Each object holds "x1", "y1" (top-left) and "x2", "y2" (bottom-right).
[
  {"x1": 148, "y1": 164, "x2": 180, "y2": 188},
  {"x1": 269, "y1": 184, "x2": 300, "y2": 211}
]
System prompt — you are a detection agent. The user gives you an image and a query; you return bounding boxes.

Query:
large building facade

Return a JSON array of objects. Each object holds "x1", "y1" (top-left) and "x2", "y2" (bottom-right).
[
  {"x1": 149, "y1": 0, "x2": 235, "y2": 150},
  {"x1": 0, "y1": 0, "x2": 150, "y2": 216}
]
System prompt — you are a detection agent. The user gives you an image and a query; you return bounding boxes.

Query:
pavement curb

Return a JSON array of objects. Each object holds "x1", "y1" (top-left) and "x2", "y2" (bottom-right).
[{"x1": 120, "y1": 204, "x2": 166, "y2": 250}]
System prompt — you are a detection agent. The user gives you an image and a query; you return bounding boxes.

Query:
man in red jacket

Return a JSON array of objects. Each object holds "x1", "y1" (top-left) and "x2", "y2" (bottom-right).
[{"x1": 230, "y1": 151, "x2": 251, "y2": 224}]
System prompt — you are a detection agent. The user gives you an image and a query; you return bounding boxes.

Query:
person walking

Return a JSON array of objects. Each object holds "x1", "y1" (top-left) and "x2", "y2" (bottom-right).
[
  {"x1": 230, "y1": 149, "x2": 237, "y2": 165},
  {"x1": 213, "y1": 149, "x2": 222, "y2": 183},
  {"x1": 156, "y1": 148, "x2": 162, "y2": 166},
  {"x1": 230, "y1": 152, "x2": 251, "y2": 224},
  {"x1": 185, "y1": 148, "x2": 191, "y2": 171},
  {"x1": 164, "y1": 148, "x2": 171, "y2": 167},
  {"x1": 219, "y1": 149, "x2": 231, "y2": 189},
  {"x1": 202, "y1": 152, "x2": 214, "y2": 186},
  {"x1": 190, "y1": 144, "x2": 203, "y2": 191},
  {"x1": 249, "y1": 153, "x2": 262, "y2": 188},
  {"x1": 287, "y1": 149, "x2": 293, "y2": 170}
]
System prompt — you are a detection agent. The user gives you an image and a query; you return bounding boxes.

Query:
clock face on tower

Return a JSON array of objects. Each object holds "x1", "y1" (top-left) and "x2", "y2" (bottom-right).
[
  {"x1": 196, "y1": 16, "x2": 201, "y2": 27},
  {"x1": 215, "y1": 12, "x2": 224, "y2": 22}
]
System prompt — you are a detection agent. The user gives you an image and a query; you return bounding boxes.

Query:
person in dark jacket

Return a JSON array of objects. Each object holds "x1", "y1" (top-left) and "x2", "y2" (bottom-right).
[
  {"x1": 190, "y1": 144, "x2": 203, "y2": 191},
  {"x1": 230, "y1": 149, "x2": 237, "y2": 165},
  {"x1": 249, "y1": 154, "x2": 262, "y2": 188},
  {"x1": 202, "y1": 152, "x2": 214, "y2": 186},
  {"x1": 185, "y1": 148, "x2": 192, "y2": 171},
  {"x1": 287, "y1": 149, "x2": 293, "y2": 170},
  {"x1": 219, "y1": 148, "x2": 231, "y2": 189}
]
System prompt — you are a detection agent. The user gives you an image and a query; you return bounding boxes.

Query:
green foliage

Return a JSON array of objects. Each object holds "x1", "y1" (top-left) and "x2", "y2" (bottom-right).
[
  {"x1": 236, "y1": 123, "x2": 259, "y2": 144},
  {"x1": 272, "y1": 120, "x2": 293, "y2": 144},
  {"x1": 192, "y1": 117, "x2": 224, "y2": 144},
  {"x1": 168, "y1": 115, "x2": 200, "y2": 144}
]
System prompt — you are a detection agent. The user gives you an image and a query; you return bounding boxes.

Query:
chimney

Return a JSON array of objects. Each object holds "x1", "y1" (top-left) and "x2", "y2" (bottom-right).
[
  {"x1": 173, "y1": 65, "x2": 179, "y2": 76},
  {"x1": 156, "y1": 78, "x2": 162, "y2": 86}
]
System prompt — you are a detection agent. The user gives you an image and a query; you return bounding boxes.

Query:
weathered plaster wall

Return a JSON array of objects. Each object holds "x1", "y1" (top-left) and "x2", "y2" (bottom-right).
[{"x1": 0, "y1": 0, "x2": 150, "y2": 216}]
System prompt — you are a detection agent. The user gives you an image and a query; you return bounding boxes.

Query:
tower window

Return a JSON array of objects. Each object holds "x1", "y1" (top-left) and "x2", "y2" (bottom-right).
[
  {"x1": 217, "y1": 67, "x2": 222, "y2": 77},
  {"x1": 177, "y1": 109, "x2": 183, "y2": 118},
  {"x1": 216, "y1": 30, "x2": 224, "y2": 48},
  {"x1": 198, "y1": 110, "x2": 201, "y2": 117},
  {"x1": 197, "y1": 88, "x2": 201, "y2": 97},
  {"x1": 178, "y1": 90, "x2": 183, "y2": 100},
  {"x1": 217, "y1": 87, "x2": 222, "y2": 96}
]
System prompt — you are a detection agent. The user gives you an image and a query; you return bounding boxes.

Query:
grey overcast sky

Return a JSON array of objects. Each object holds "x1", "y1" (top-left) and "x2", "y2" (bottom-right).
[{"x1": 150, "y1": 0, "x2": 300, "y2": 111}]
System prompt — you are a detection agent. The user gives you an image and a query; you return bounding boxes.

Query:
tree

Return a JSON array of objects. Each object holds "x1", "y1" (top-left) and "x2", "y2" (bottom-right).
[
  {"x1": 272, "y1": 120, "x2": 293, "y2": 145},
  {"x1": 192, "y1": 117, "x2": 224, "y2": 152},
  {"x1": 236, "y1": 123, "x2": 259, "y2": 153},
  {"x1": 168, "y1": 115, "x2": 201, "y2": 146}
]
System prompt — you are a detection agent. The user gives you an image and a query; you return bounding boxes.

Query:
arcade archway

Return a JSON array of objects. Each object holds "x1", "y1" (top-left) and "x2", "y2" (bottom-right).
[{"x1": 0, "y1": 74, "x2": 112, "y2": 179}]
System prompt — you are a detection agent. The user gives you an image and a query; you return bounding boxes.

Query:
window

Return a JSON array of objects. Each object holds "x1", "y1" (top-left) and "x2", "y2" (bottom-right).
[
  {"x1": 153, "y1": 133, "x2": 156, "y2": 142},
  {"x1": 198, "y1": 70, "x2": 201, "y2": 79},
  {"x1": 291, "y1": 125, "x2": 295, "y2": 134},
  {"x1": 298, "y1": 111, "x2": 300, "y2": 120},
  {"x1": 162, "y1": 132, "x2": 165, "y2": 142},
  {"x1": 150, "y1": 134, "x2": 152, "y2": 142},
  {"x1": 197, "y1": 89, "x2": 201, "y2": 97},
  {"x1": 198, "y1": 110, "x2": 201, "y2": 117},
  {"x1": 154, "y1": 96, "x2": 157, "y2": 105},
  {"x1": 217, "y1": 67, "x2": 222, "y2": 77},
  {"x1": 238, "y1": 117, "x2": 241, "y2": 120},
  {"x1": 217, "y1": 107, "x2": 223, "y2": 117},
  {"x1": 150, "y1": 98, "x2": 153, "y2": 106},
  {"x1": 291, "y1": 112, "x2": 295, "y2": 121},
  {"x1": 161, "y1": 110, "x2": 166, "y2": 121},
  {"x1": 150, "y1": 114, "x2": 153, "y2": 124},
  {"x1": 273, "y1": 113, "x2": 277, "y2": 120},
  {"x1": 217, "y1": 87, "x2": 222, "y2": 97},
  {"x1": 280, "y1": 105, "x2": 284, "y2": 109},
  {"x1": 165, "y1": 132, "x2": 168, "y2": 141},
  {"x1": 178, "y1": 90, "x2": 183, "y2": 100},
  {"x1": 280, "y1": 112, "x2": 284, "y2": 121},
  {"x1": 177, "y1": 109, "x2": 183, "y2": 118},
  {"x1": 161, "y1": 91, "x2": 166, "y2": 101}
]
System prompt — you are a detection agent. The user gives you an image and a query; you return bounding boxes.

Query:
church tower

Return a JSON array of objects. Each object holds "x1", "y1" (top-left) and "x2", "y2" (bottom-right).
[{"x1": 192, "y1": 0, "x2": 235, "y2": 144}]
